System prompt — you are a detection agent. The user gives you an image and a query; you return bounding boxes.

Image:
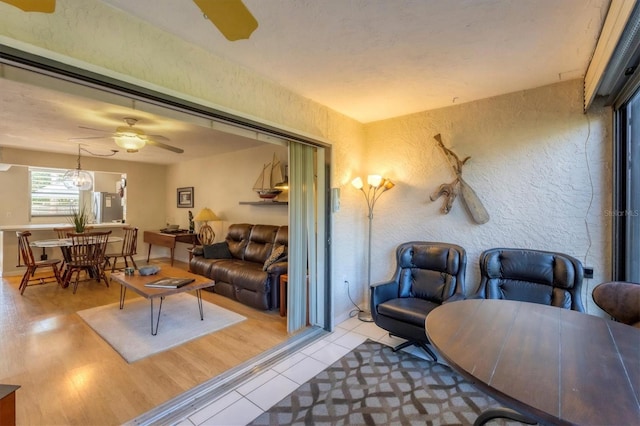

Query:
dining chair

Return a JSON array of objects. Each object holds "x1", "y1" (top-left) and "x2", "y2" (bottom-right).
[
  {"x1": 16, "y1": 231, "x2": 64, "y2": 295},
  {"x1": 53, "y1": 226, "x2": 74, "y2": 238},
  {"x1": 53, "y1": 226, "x2": 74, "y2": 277},
  {"x1": 65, "y1": 231, "x2": 112, "y2": 294},
  {"x1": 103, "y1": 226, "x2": 138, "y2": 273}
]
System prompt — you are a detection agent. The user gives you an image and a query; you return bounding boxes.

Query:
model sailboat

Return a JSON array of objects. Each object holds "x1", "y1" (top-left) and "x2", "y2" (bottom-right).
[{"x1": 253, "y1": 153, "x2": 284, "y2": 199}]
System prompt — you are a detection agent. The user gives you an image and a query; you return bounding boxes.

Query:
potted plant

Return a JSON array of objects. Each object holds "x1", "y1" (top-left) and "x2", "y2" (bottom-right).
[{"x1": 69, "y1": 204, "x2": 89, "y2": 233}]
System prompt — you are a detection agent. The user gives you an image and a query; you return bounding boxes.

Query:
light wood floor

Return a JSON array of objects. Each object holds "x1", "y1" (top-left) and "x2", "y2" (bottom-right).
[{"x1": 0, "y1": 259, "x2": 288, "y2": 425}]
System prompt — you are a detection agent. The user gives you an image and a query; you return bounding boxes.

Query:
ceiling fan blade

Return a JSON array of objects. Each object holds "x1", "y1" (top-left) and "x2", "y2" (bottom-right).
[
  {"x1": 68, "y1": 136, "x2": 110, "y2": 141},
  {"x1": 146, "y1": 138, "x2": 184, "y2": 154},
  {"x1": 1, "y1": 0, "x2": 55, "y2": 12},
  {"x1": 148, "y1": 134, "x2": 171, "y2": 143},
  {"x1": 193, "y1": 0, "x2": 258, "y2": 41},
  {"x1": 78, "y1": 125, "x2": 110, "y2": 133}
]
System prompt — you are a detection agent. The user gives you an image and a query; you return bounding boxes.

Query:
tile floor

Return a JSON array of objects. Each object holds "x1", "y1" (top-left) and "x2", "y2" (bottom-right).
[{"x1": 173, "y1": 316, "x2": 434, "y2": 426}]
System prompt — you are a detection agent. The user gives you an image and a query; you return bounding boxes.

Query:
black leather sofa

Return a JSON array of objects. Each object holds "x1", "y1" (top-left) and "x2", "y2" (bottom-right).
[{"x1": 189, "y1": 223, "x2": 288, "y2": 310}]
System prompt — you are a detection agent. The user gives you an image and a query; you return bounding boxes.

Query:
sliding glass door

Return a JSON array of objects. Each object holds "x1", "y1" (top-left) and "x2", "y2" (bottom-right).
[
  {"x1": 0, "y1": 46, "x2": 332, "y2": 331},
  {"x1": 287, "y1": 143, "x2": 327, "y2": 332}
]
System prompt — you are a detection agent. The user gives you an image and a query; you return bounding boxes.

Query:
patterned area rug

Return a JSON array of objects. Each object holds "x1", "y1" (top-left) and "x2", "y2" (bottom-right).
[{"x1": 250, "y1": 340, "x2": 514, "y2": 426}]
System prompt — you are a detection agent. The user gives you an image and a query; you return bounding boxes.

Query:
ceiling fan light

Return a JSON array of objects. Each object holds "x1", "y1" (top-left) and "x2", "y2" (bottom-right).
[
  {"x1": 114, "y1": 135, "x2": 146, "y2": 151},
  {"x1": 115, "y1": 125, "x2": 146, "y2": 137}
]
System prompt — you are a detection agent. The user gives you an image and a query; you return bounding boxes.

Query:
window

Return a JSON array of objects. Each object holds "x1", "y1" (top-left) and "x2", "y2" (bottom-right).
[
  {"x1": 30, "y1": 167, "x2": 79, "y2": 216},
  {"x1": 614, "y1": 94, "x2": 640, "y2": 282}
]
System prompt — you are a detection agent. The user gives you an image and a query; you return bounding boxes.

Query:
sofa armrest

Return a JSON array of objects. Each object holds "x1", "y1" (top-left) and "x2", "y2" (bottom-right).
[
  {"x1": 190, "y1": 245, "x2": 204, "y2": 257},
  {"x1": 266, "y1": 261, "x2": 288, "y2": 275},
  {"x1": 266, "y1": 261, "x2": 288, "y2": 310}
]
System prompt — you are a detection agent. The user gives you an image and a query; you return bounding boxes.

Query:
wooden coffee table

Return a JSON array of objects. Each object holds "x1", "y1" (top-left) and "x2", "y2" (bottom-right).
[{"x1": 110, "y1": 266, "x2": 214, "y2": 335}]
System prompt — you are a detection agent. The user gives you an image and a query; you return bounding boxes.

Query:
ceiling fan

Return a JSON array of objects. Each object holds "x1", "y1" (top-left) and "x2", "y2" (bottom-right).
[
  {"x1": 71, "y1": 117, "x2": 184, "y2": 154},
  {"x1": 2, "y1": 0, "x2": 258, "y2": 41}
]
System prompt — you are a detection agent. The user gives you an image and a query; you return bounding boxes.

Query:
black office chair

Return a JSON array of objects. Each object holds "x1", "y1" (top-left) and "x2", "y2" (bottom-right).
[
  {"x1": 471, "y1": 247, "x2": 585, "y2": 426},
  {"x1": 474, "y1": 247, "x2": 585, "y2": 312},
  {"x1": 371, "y1": 241, "x2": 467, "y2": 361},
  {"x1": 592, "y1": 281, "x2": 640, "y2": 328}
]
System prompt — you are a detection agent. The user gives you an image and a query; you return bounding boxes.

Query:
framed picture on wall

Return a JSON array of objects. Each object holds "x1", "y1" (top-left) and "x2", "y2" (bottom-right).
[{"x1": 177, "y1": 187, "x2": 194, "y2": 208}]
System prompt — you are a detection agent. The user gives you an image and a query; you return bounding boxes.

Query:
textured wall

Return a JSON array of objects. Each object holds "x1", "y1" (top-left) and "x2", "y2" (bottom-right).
[{"x1": 344, "y1": 79, "x2": 611, "y2": 318}]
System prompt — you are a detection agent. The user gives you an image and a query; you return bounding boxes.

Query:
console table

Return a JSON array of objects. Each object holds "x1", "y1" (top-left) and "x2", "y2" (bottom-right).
[{"x1": 143, "y1": 231, "x2": 198, "y2": 266}]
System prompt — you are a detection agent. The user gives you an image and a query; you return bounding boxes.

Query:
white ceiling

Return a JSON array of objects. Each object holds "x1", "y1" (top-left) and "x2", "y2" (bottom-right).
[
  {"x1": 102, "y1": 0, "x2": 610, "y2": 123},
  {"x1": 0, "y1": 75, "x2": 266, "y2": 165},
  {"x1": 0, "y1": 0, "x2": 611, "y2": 164}
]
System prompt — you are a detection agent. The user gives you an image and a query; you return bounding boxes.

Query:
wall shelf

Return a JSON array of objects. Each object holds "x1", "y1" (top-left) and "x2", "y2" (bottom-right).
[{"x1": 239, "y1": 201, "x2": 288, "y2": 206}]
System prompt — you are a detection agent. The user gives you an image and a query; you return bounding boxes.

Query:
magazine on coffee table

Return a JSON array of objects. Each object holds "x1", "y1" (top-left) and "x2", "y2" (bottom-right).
[{"x1": 144, "y1": 277, "x2": 195, "y2": 288}]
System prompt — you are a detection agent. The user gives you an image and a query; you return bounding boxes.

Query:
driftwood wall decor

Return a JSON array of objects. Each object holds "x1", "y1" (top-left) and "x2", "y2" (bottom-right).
[{"x1": 430, "y1": 134, "x2": 490, "y2": 224}]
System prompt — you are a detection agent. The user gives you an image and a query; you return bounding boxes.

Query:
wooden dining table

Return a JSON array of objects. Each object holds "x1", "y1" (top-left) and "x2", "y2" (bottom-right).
[{"x1": 425, "y1": 299, "x2": 640, "y2": 426}]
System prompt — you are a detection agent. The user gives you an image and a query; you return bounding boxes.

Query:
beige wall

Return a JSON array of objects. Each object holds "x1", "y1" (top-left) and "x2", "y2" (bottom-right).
[
  {"x1": 0, "y1": 147, "x2": 167, "y2": 275},
  {"x1": 165, "y1": 144, "x2": 289, "y2": 245},
  {"x1": 0, "y1": 1, "x2": 612, "y2": 321},
  {"x1": 0, "y1": 147, "x2": 167, "y2": 227}
]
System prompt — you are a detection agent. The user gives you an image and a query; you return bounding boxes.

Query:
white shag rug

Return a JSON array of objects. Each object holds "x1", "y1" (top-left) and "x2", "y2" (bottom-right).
[{"x1": 77, "y1": 293, "x2": 246, "y2": 363}]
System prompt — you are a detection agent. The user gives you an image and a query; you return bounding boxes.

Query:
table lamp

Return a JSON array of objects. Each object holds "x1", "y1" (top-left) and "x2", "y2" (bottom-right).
[{"x1": 194, "y1": 207, "x2": 220, "y2": 245}]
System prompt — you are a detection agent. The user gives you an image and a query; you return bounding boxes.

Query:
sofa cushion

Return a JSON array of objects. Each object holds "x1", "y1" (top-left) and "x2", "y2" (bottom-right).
[
  {"x1": 377, "y1": 297, "x2": 440, "y2": 327},
  {"x1": 203, "y1": 242, "x2": 233, "y2": 259},
  {"x1": 226, "y1": 224, "x2": 252, "y2": 259},
  {"x1": 263, "y1": 245, "x2": 286, "y2": 271},
  {"x1": 245, "y1": 225, "x2": 279, "y2": 263},
  {"x1": 229, "y1": 262, "x2": 269, "y2": 292},
  {"x1": 209, "y1": 259, "x2": 245, "y2": 284}
]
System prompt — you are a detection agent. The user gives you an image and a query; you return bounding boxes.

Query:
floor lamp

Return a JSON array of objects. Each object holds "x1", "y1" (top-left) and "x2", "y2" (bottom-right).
[{"x1": 351, "y1": 174, "x2": 395, "y2": 322}]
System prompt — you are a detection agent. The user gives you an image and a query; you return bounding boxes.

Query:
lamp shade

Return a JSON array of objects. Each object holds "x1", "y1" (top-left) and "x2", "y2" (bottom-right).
[
  {"x1": 194, "y1": 207, "x2": 219, "y2": 222},
  {"x1": 367, "y1": 175, "x2": 383, "y2": 187},
  {"x1": 351, "y1": 176, "x2": 364, "y2": 189},
  {"x1": 114, "y1": 132, "x2": 146, "y2": 151},
  {"x1": 63, "y1": 169, "x2": 93, "y2": 191},
  {"x1": 64, "y1": 145, "x2": 93, "y2": 190}
]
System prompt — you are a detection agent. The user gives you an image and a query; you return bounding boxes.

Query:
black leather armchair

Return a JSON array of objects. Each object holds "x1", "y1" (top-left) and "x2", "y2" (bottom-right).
[
  {"x1": 474, "y1": 248, "x2": 585, "y2": 312},
  {"x1": 371, "y1": 241, "x2": 467, "y2": 361}
]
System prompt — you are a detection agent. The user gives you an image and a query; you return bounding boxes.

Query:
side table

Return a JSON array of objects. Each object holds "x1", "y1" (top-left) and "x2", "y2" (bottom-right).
[
  {"x1": 279, "y1": 274, "x2": 288, "y2": 317},
  {"x1": 279, "y1": 274, "x2": 309, "y2": 324},
  {"x1": 0, "y1": 384, "x2": 20, "y2": 426}
]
